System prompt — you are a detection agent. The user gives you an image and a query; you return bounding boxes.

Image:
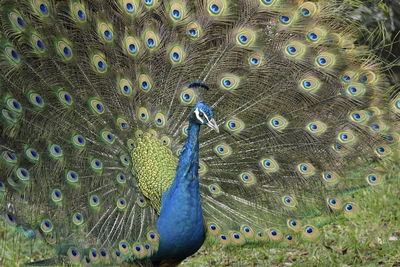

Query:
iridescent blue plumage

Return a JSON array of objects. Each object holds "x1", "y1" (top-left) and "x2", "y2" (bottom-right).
[{"x1": 152, "y1": 103, "x2": 217, "y2": 265}]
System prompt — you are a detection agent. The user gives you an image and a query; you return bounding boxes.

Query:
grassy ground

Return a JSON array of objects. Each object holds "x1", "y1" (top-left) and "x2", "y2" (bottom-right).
[
  {"x1": 1, "y1": 170, "x2": 399, "y2": 267},
  {"x1": 182, "y1": 179, "x2": 400, "y2": 267}
]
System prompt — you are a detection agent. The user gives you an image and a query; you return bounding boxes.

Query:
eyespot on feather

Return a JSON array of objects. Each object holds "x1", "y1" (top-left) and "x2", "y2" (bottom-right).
[
  {"x1": 208, "y1": 184, "x2": 223, "y2": 196},
  {"x1": 218, "y1": 233, "x2": 231, "y2": 245},
  {"x1": 331, "y1": 143, "x2": 349, "y2": 155},
  {"x1": 124, "y1": 36, "x2": 141, "y2": 56},
  {"x1": 119, "y1": 153, "x2": 130, "y2": 167},
  {"x1": 89, "y1": 195, "x2": 100, "y2": 208},
  {"x1": 27, "y1": 91, "x2": 45, "y2": 109},
  {"x1": 299, "y1": 2, "x2": 318, "y2": 17},
  {"x1": 169, "y1": 1, "x2": 186, "y2": 22},
  {"x1": 321, "y1": 171, "x2": 341, "y2": 185},
  {"x1": 186, "y1": 22, "x2": 203, "y2": 39},
  {"x1": 100, "y1": 129, "x2": 115, "y2": 145},
  {"x1": 359, "y1": 70, "x2": 378, "y2": 84},
  {"x1": 374, "y1": 144, "x2": 391, "y2": 158},
  {"x1": 198, "y1": 160, "x2": 208, "y2": 176},
  {"x1": 138, "y1": 74, "x2": 152, "y2": 92},
  {"x1": 169, "y1": 45, "x2": 186, "y2": 64},
  {"x1": 90, "y1": 158, "x2": 103, "y2": 172},
  {"x1": 143, "y1": 0, "x2": 159, "y2": 9},
  {"x1": 119, "y1": 0, "x2": 139, "y2": 15},
  {"x1": 154, "y1": 112, "x2": 166, "y2": 127},
  {"x1": 91, "y1": 53, "x2": 108, "y2": 73},
  {"x1": 136, "y1": 196, "x2": 147, "y2": 207},
  {"x1": 147, "y1": 231, "x2": 160, "y2": 243},
  {"x1": 55, "y1": 39, "x2": 73, "y2": 61},
  {"x1": 98, "y1": 22, "x2": 114, "y2": 42},
  {"x1": 306, "y1": 27, "x2": 327, "y2": 43},
  {"x1": 213, "y1": 143, "x2": 232, "y2": 158},
  {"x1": 72, "y1": 213, "x2": 84, "y2": 226},
  {"x1": 343, "y1": 202, "x2": 358, "y2": 216},
  {"x1": 31, "y1": 33, "x2": 46, "y2": 53},
  {"x1": 302, "y1": 225, "x2": 319, "y2": 240},
  {"x1": 25, "y1": 147, "x2": 40, "y2": 163},
  {"x1": 40, "y1": 219, "x2": 53, "y2": 233},
  {"x1": 278, "y1": 13, "x2": 295, "y2": 26},
  {"x1": 117, "y1": 77, "x2": 134, "y2": 97},
  {"x1": 240, "y1": 225, "x2": 255, "y2": 239},
  {"x1": 341, "y1": 70, "x2": 357, "y2": 83},
  {"x1": 32, "y1": 0, "x2": 50, "y2": 17},
  {"x1": 235, "y1": 28, "x2": 257, "y2": 47},
  {"x1": 239, "y1": 171, "x2": 256, "y2": 185},
  {"x1": 70, "y1": 2, "x2": 87, "y2": 22},
  {"x1": 117, "y1": 117, "x2": 129, "y2": 130},
  {"x1": 51, "y1": 189, "x2": 62, "y2": 202},
  {"x1": 326, "y1": 196, "x2": 342, "y2": 210},
  {"x1": 285, "y1": 41, "x2": 306, "y2": 58},
  {"x1": 268, "y1": 115, "x2": 288, "y2": 131},
  {"x1": 346, "y1": 83, "x2": 366, "y2": 97},
  {"x1": 67, "y1": 248, "x2": 81, "y2": 263},
  {"x1": 5, "y1": 98, "x2": 22, "y2": 113},
  {"x1": 306, "y1": 121, "x2": 327, "y2": 135},
  {"x1": 282, "y1": 195, "x2": 297, "y2": 208},
  {"x1": 248, "y1": 52, "x2": 263, "y2": 67},
  {"x1": 229, "y1": 231, "x2": 245, "y2": 244},
  {"x1": 65, "y1": 170, "x2": 79, "y2": 184},
  {"x1": 4, "y1": 46, "x2": 21, "y2": 66},
  {"x1": 284, "y1": 234, "x2": 298, "y2": 245},
  {"x1": 297, "y1": 163, "x2": 315, "y2": 176},
  {"x1": 71, "y1": 134, "x2": 86, "y2": 149},
  {"x1": 207, "y1": 0, "x2": 227, "y2": 16},
  {"x1": 349, "y1": 110, "x2": 369, "y2": 124},
  {"x1": 225, "y1": 117, "x2": 245, "y2": 134},
  {"x1": 259, "y1": 0, "x2": 279, "y2": 7},
  {"x1": 88, "y1": 248, "x2": 100, "y2": 264},
  {"x1": 88, "y1": 98, "x2": 105, "y2": 115},
  {"x1": 180, "y1": 88, "x2": 197, "y2": 105},
  {"x1": 143, "y1": 30, "x2": 160, "y2": 50},
  {"x1": 136, "y1": 107, "x2": 149, "y2": 122},
  {"x1": 160, "y1": 135, "x2": 172, "y2": 147},
  {"x1": 267, "y1": 228, "x2": 282, "y2": 241},
  {"x1": 9, "y1": 11, "x2": 26, "y2": 32},
  {"x1": 260, "y1": 158, "x2": 279, "y2": 172},
  {"x1": 287, "y1": 219, "x2": 302, "y2": 231},
  {"x1": 48, "y1": 144, "x2": 63, "y2": 160},
  {"x1": 219, "y1": 74, "x2": 240, "y2": 90},
  {"x1": 315, "y1": 53, "x2": 336, "y2": 68},
  {"x1": 337, "y1": 130, "x2": 356, "y2": 144},
  {"x1": 56, "y1": 89, "x2": 74, "y2": 106},
  {"x1": 255, "y1": 230, "x2": 268, "y2": 241}
]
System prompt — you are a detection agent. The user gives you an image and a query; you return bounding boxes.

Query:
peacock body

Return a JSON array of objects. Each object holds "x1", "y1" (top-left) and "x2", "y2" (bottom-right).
[{"x1": 0, "y1": 0, "x2": 398, "y2": 265}]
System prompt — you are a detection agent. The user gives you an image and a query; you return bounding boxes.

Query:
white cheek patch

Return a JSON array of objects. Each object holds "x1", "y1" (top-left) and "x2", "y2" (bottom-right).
[
  {"x1": 194, "y1": 108, "x2": 204, "y2": 123},
  {"x1": 203, "y1": 112, "x2": 210, "y2": 123}
]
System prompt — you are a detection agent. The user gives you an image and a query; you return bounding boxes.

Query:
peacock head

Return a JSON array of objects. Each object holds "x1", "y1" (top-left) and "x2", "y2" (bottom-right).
[{"x1": 191, "y1": 102, "x2": 219, "y2": 133}]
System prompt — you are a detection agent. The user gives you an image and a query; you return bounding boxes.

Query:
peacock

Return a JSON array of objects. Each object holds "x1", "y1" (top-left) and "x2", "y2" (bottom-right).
[{"x1": 0, "y1": 0, "x2": 399, "y2": 266}]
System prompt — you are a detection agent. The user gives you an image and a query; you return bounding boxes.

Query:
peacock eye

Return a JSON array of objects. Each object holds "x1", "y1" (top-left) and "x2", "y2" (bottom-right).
[{"x1": 199, "y1": 112, "x2": 204, "y2": 117}]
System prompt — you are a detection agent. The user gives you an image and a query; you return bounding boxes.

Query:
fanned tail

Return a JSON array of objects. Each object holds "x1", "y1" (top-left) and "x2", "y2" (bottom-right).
[{"x1": 0, "y1": 0, "x2": 398, "y2": 265}]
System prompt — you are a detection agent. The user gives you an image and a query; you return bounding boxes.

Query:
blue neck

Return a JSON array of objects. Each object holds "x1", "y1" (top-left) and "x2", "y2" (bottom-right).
[
  {"x1": 151, "y1": 121, "x2": 205, "y2": 263},
  {"x1": 170, "y1": 121, "x2": 200, "y2": 189}
]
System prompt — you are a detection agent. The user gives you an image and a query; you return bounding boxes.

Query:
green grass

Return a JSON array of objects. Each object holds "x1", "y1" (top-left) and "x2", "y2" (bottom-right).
[
  {"x1": 1, "y1": 172, "x2": 399, "y2": 266},
  {"x1": 182, "y1": 178, "x2": 400, "y2": 267}
]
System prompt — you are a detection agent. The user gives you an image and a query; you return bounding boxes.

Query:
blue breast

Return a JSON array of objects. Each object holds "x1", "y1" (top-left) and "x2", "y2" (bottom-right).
[{"x1": 151, "y1": 122, "x2": 205, "y2": 263}]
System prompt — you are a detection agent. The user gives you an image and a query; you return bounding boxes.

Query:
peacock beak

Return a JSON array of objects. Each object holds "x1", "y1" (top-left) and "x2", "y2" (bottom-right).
[{"x1": 207, "y1": 118, "x2": 219, "y2": 133}]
